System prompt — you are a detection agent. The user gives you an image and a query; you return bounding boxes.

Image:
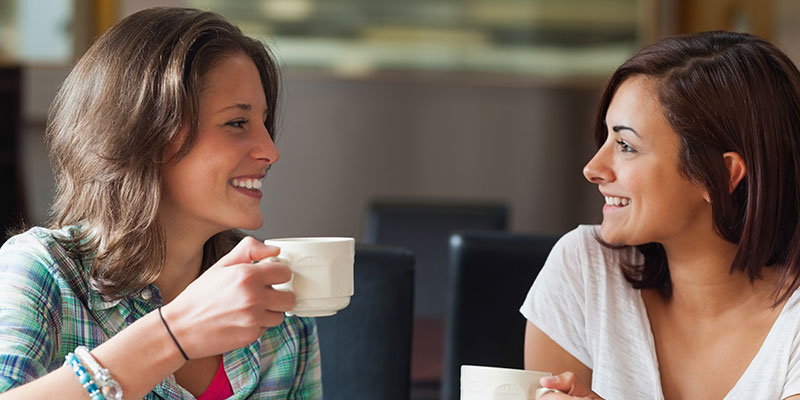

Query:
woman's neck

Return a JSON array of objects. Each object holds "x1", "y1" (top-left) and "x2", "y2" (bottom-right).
[
  {"x1": 660, "y1": 228, "x2": 776, "y2": 318},
  {"x1": 155, "y1": 218, "x2": 217, "y2": 304}
]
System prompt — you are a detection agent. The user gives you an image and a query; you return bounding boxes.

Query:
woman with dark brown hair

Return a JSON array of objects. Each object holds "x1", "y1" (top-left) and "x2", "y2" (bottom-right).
[
  {"x1": 0, "y1": 7, "x2": 321, "y2": 399},
  {"x1": 522, "y1": 31, "x2": 800, "y2": 399}
]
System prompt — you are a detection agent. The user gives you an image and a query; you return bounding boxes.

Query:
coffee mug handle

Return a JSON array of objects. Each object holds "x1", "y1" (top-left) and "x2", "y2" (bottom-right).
[{"x1": 535, "y1": 387, "x2": 563, "y2": 399}]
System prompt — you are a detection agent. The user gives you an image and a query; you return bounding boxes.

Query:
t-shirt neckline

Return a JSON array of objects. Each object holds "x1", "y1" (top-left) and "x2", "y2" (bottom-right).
[{"x1": 636, "y1": 285, "x2": 800, "y2": 399}]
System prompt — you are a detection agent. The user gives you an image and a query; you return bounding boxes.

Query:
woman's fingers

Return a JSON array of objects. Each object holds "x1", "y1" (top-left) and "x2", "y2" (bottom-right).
[
  {"x1": 260, "y1": 284, "x2": 296, "y2": 314},
  {"x1": 226, "y1": 262, "x2": 296, "y2": 313},
  {"x1": 251, "y1": 258, "x2": 293, "y2": 286},
  {"x1": 538, "y1": 371, "x2": 602, "y2": 400},
  {"x1": 214, "y1": 236, "x2": 280, "y2": 268}
]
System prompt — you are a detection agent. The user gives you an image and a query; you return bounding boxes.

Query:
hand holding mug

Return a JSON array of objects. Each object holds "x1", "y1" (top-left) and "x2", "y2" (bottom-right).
[
  {"x1": 537, "y1": 372, "x2": 604, "y2": 400},
  {"x1": 160, "y1": 237, "x2": 296, "y2": 359}
]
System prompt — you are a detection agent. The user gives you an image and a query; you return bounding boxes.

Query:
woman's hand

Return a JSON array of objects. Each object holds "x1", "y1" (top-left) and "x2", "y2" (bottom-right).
[
  {"x1": 160, "y1": 236, "x2": 296, "y2": 359},
  {"x1": 538, "y1": 372, "x2": 604, "y2": 400}
]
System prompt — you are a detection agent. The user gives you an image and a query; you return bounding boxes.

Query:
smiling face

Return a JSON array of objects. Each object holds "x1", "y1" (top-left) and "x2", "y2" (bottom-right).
[
  {"x1": 583, "y1": 75, "x2": 711, "y2": 246},
  {"x1": 160, "y1": 53, "x2": 279, "y2": 235}
]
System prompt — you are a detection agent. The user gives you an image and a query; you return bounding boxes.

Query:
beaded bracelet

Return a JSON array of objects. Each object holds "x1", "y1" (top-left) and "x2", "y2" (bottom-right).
[
  {"x1": 74, "y1": 346, "x2": 124, "y2": 400},
  {"x1": 64, "y1": 353, "x2": 104, "y2": 400}
]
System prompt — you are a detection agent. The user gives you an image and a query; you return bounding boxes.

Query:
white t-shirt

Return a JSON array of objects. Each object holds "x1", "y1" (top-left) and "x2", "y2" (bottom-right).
[{"x1": 520, "y1": 225, "x2": 800, "y2": 399}]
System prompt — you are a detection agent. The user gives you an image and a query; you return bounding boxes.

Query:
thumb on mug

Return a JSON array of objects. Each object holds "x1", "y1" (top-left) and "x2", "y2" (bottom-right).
[
  {"x1": 215, "y1": 237, "x2": 280, "y2": 268},
  {"x1": 539, "y1": 372, "x2": 597, "y2": 399}
]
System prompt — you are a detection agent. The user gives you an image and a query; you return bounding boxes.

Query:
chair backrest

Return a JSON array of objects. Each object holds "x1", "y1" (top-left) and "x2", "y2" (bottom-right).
[
  {"x1": 364, "y1": 200, "x2": 508, "y2": 317},
  {"x1": 315, "y1": 244, "x2": 415, "y2": 400},
  {"x1": 441, "y1": 230, "x2": 559, "y2": 400}
]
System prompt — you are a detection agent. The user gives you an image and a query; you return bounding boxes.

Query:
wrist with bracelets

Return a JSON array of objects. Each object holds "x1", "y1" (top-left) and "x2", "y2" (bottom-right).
[
  {"x1": 67, "y1": 346, "x2": 124, "y2": 400},
  {"x1": 64, "y1": 306, "x2": 187, "y2": 400},
  {"x1": 64, "y1": 353, "x2": 105, "y2": 400}
]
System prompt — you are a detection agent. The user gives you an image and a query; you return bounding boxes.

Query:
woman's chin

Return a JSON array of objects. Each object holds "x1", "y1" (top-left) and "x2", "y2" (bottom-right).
[
  {"x1": 228, "y1": 214, "x2": 264, "y2": 231},
  {"x1": 599, "y1": 225, "x2": 627, "y2": 246},
  {"x1": 240, "y1": 219, "x2": 263, "y2": 231}
]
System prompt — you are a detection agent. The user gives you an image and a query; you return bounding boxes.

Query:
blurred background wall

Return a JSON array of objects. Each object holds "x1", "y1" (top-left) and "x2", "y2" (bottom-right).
[{"x1": 2, "y1": 0, "x2": 799, "y2": 240}]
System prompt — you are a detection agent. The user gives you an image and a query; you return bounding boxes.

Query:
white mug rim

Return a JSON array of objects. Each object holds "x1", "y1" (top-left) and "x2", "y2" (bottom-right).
[
  {"x1": 264, "y1": 237, "x2": 354, "y2": 243},
  {"x1": 460, "y1": 365, "x2": 551, "y2": 383},
  {"x1": 461, "y1": 365, "x2": 549, "y2": 374}
]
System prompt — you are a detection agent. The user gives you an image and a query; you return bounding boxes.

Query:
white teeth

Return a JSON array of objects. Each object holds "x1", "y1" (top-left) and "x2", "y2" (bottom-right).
[
  {"x1": 232, "y1": 178, "x2": 263, "y2": 190},
  {"x1": 605, "y1": 196, "x2": 630, "y2": 206}
]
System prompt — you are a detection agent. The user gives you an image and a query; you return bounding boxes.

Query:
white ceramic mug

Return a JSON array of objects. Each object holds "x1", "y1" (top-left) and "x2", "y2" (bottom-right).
[
  {"x1": 461, "y1": 365, "x2": 561, "y2": 400},
  {"x1": 263, "y1": 237, "x2": 355, "y2": 317}
]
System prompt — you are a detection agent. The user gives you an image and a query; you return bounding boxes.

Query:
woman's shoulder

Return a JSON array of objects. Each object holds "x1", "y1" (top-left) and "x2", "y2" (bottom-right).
[
  {"x1": 551, "y1": 225, "x2": 640, "y2": 273},
  {"x1": 0, "y1": 226, "x2": 86, "y2": 287},
  {"x1": 3, "y1": 225, "x2": 79, "y2": 247},
  {"x1": 554, "y1": 225, "x2": 598, "y2": 251},
  {"x1": 2, "y1": 225, "x2": 80, "y2": 258},
  {"x1": 2, "y1": 227, "x2": 58, "y2": 264}
]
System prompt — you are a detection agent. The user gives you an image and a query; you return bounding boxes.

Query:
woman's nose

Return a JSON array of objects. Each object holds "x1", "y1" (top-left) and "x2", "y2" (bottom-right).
[
  {"x1": 252, "y1": 125, "x2": 280, "y2": 165},
  {"x1": 583, "y1": 145, "x2": 613, "y2": 184}
]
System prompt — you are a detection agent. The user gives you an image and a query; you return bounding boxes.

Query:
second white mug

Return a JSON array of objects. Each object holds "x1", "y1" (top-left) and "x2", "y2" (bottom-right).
[{"x1": 461, "y1": 365, "x2": 561, "y2": 400}]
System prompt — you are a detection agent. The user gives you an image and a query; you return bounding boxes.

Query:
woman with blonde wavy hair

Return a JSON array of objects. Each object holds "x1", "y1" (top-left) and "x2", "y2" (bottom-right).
[{"x1": 0, "y1": 7, "x2": 321, "y2": 399}]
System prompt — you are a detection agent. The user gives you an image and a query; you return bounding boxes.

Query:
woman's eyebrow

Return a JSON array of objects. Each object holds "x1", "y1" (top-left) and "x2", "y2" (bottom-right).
[
  {"x1": 612, "y1": 125, "x2": 640, "y2": 137},
  {"x1": 217, "y1": 103, "x2": 252, "y2": 113}
]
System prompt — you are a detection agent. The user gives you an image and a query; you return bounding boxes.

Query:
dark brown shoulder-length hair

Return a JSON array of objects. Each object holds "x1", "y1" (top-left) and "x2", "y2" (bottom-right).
[
  {"x1": 594, "y1": 31, "x2": 800, "y2": 304},
  {"x1": 46, "y1": 7, "x2": 281, "y2": 300}
]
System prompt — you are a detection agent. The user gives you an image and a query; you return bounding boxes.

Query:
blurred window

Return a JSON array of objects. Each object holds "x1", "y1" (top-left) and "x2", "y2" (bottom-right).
[
  {"x1": 0, "y1": 0, "x2": 74, "y2": 65},
  {"x1": 189, "y1": 0, "x2": 651, "y2": 80}
]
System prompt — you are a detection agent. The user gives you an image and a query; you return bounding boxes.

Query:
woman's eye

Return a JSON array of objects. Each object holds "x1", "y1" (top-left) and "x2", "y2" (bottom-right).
[
  {"x1": 227, "y1": 119, "x2": 247, "y2": 128},
  {"x1": 616, "y1": 140, "x2": 636, "y2": 153}
]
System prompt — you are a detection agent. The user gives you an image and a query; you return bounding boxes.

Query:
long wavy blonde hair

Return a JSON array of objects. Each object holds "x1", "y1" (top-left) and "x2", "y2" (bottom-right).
[{"x1": 46, "y1": 7, "x2": 281, "y2": 300}]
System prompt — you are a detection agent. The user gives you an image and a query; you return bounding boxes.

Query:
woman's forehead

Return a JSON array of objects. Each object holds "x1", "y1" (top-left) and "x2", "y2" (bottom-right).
[{"x1": 607, "y1": 77, "x2": 666, "y2": 124}]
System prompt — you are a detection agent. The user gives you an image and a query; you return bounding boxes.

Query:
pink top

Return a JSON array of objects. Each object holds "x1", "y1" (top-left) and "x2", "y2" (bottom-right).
[{"x1": 196, "y1": 358, "x2": 234, "y2": 400}]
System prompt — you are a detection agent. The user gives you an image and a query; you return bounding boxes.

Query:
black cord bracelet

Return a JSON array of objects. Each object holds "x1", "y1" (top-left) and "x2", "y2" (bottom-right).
[{"x1": 158, "y1": 306, "x2": 190, "y2": 361}]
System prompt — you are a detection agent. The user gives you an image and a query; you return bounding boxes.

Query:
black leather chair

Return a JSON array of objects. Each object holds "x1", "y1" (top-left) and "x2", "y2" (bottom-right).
[
  {"x1": 363, "y1": 199, "x2": 508, "y2": 397},
  {"x1": 315, "y1": 244, "x2": 415, "y2": 400},
  {"x1": 364, "y1": 199, "x2": 509, "y2": 318},
  {"x1": 441, "y1": 231, "x2": 559, "y2": 400}
]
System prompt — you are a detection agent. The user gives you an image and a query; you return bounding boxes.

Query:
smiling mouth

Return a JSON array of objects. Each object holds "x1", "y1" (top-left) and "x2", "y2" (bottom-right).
[
  {"x1": 604, "y1": 196, "x2": 630, "y2": 207},
  {"x1": 231, "y1": 178, "x2": 263, "y2": 190}
]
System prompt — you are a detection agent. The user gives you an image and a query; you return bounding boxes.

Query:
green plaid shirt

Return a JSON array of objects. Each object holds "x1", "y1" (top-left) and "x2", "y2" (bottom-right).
[{"x1": 0, "y1": 226, "x2": 322, "y2": 399}]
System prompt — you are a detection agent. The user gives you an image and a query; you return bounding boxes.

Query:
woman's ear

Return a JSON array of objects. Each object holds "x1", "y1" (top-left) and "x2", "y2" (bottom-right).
[
  {"x1": 164, "y1": 123, "x2": 190, "y2": 164},
  {"x1": 722, "y1": 151, "x2": 746, "y2": 193},
  {"x1": 703, "y1": 152, "x2": 746, "y2": 203}
]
